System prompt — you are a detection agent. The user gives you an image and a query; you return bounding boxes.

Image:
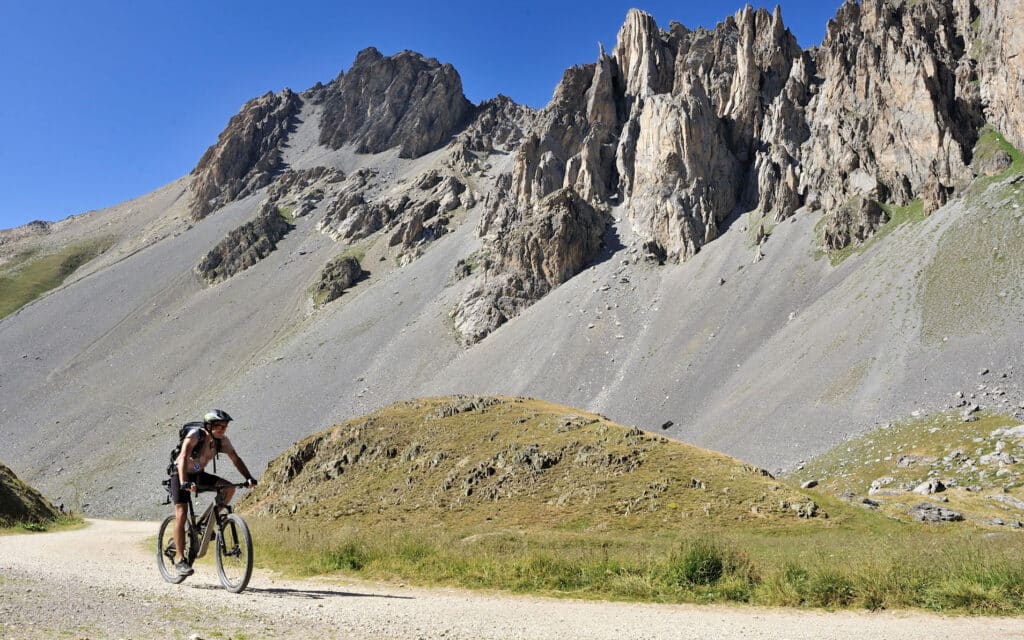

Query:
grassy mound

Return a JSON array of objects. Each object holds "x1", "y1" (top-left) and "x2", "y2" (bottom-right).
[
  {"x1": 0, "y1": 462, "x2": 60, "y2": 529},
  {"x1": 243, "y1": 396, "x2": 825, "y2": 530},
  {"x1": 227, "y1": 398, "x2": 1023, "y2": 612}
]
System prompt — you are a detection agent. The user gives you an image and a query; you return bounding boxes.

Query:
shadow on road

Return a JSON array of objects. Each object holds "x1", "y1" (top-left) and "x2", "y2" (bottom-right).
[{"x1": 190, "y1": 584, "x2": 413, "y2": 600}]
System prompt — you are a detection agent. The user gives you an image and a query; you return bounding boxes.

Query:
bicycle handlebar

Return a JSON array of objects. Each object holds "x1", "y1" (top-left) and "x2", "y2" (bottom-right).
[{"x1": 190, "y1": 482, "x2": 253, "y2": 493}]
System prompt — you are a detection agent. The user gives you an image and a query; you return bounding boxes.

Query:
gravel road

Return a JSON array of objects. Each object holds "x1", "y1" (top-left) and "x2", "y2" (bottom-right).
[{"x1": 1, "y1": 520, "x2": 1021, "y2": 640}]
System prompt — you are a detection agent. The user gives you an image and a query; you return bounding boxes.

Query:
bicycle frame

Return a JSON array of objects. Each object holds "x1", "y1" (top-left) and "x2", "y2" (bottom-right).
[{"x1": 184, "y1": 484, "x2": 242, "y2": 561}]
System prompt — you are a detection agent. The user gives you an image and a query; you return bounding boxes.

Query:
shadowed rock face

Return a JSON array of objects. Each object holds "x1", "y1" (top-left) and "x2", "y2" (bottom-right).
[
  {"x1": 189, "y1": 90, "x2": 302, "y2": 221},
  {"x1": 318, "y1": 47, "x2": 473, "y2": 159},
  {"x1": 962, "y1": 0, "x2": 1024, "y2": 152}
]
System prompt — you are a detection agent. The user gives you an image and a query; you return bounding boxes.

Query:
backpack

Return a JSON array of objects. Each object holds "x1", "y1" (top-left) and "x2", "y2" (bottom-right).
[{"x1": 166, "y1": 421, "x2": 222, "y2": 476}]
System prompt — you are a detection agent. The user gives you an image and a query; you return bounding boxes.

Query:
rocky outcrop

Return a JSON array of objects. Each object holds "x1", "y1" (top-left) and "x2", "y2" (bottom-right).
[
  {"x1": 318, "y1": 48, "x2": 473, "y2": 158},
  {"x1": 452, "y1": 188, "x2": 608, "y2": 344},
  {"x1": 0, "y1": 462, "x2": 60, "y2": 527},
  {"x1": 317, "y1": 167, "x2": 471, "y2": 261},
  {"x1": 820, "y1": 197, "x2": 890, "y2": 251},
  {"x1": 189, "y1": 90, "x2": 301, "y2": 221},
  {"x1": 313, "y1": 255, "x2": 366, "y2": 305},
  {"x1": 265, "y1": 166, "x2": 346, "y2": 218},
  {"x1": 195, "y1": 201, "x2": 293, "y2": 284},
  {"x1": 800, "y1": 0, "x2": 979, "y2": 221}
]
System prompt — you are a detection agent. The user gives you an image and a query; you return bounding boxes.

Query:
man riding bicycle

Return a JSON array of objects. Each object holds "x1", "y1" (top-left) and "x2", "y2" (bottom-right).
[{"x1": 168, "y1": 409, "x2": 257, "y2": 576}]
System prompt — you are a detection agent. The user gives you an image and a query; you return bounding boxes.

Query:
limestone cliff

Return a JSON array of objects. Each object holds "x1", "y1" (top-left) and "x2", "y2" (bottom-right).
[{"x1": 800, "y1": 0, "x2": 980, "y2": 217}]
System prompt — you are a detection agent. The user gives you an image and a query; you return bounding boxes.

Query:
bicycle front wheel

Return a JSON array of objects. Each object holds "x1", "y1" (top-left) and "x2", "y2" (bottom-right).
[
  {"x1": 156, "y1": 515, "x2": 191, "y2": 584},
  {"x1": 215, "y1": 513, "x2": 253, "y2": 593}
]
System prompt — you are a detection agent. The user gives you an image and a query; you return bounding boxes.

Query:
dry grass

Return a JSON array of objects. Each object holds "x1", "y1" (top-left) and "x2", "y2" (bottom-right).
[{"x1": 237, "y1": 397, "x2": 1024, "y2": 613}]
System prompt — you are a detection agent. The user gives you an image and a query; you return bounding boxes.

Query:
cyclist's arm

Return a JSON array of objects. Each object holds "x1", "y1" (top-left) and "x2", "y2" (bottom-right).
[{"x1": 223, "y1": 437, "x2": 255, "y2": 483}]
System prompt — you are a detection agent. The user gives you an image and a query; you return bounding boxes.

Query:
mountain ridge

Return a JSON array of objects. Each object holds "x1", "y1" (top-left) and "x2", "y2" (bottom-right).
[{"x1": 1, "y1": 0, "x2": 1022, "y2": 519}]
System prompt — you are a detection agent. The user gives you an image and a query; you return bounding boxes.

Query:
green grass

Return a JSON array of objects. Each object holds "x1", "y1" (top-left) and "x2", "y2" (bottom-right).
[
  {"x1": 0, "y1": 515, "x2": 85, "y2": 537},
  {"x1": 0, "y1": 237, "x2": 114, "y2": 319},
  {"x1": 277, "y1": 205, "x2": 295, "y2": 223},
  {"x1": 249, "y1": 515, "x2": 1024, "y2": 612}
]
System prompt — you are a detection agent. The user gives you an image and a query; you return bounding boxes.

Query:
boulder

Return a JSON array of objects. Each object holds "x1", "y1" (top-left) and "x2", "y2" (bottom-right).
[
  {"x1": 314, "y1": 255, "x2": 366, "y2": 305},
  {"x1": 820, "y1": 197, "x2": 890, "y2": 252},
  {"x1": 913, "y1": 479, "x2": 946, "y2": 495},
  {"x1": 909, "y1": 502, "x2": 963, "y2": 522}
]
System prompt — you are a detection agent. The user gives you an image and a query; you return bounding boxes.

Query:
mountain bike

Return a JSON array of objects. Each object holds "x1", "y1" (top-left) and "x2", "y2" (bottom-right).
[{"x1": 156, "y1": 482, "x2": 253, "y2": 593}]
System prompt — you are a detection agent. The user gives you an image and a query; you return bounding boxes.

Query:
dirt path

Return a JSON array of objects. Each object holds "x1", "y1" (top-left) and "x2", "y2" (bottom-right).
[{"x1": 0, "y1": 520, "x2": 1021, "y2": 640}]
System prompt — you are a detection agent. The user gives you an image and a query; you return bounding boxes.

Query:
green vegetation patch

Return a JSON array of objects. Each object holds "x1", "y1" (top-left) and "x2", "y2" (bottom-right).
[
  {"x1": 790, "y1": 412, "x2": 1024, "y2": 526},
  {"x1": 277, "y1": 205, "x2": 296, "y2": 223},
  {"x1": 919, "y1": 178, "x2": 1024, "y2": 344},
  {"x1": 0, "y1": 462, "x2": 61, "y2": 528},
  {"x1": 0, "y1": 237, "x2": 113, "y2": 319},
  {"x1": 970, "y1": 128, "x2": 1024, "y2": 189},
  {"x1": 820, "y1": 199, "x2": 925, "y2": 266}
]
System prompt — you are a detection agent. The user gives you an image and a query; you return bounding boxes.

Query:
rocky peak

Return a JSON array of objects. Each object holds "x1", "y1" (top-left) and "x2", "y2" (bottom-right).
[
  {"x1": 613, "y1": 9, "x2": 675, "y2": 97},
  {"x1": 188, "y1": 89, "x2": 301, "y2": 221},
  {"x1": 318, "y1": 47, "x2": 473, "y2": 158}
]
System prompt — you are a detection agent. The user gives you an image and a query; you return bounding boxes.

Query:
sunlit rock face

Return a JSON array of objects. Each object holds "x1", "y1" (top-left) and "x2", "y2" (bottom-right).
[{"x1": 318, "y1": 47, "x2": 473, "y2": 159}]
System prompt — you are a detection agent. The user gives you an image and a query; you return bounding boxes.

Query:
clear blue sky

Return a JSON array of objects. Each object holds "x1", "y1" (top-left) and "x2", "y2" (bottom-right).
[{"x1": 0, "y1": 1, "x2": 844, "y2": 230}]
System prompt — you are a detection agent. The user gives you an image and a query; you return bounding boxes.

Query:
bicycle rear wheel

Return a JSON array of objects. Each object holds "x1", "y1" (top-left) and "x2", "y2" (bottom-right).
[
  {"x1": 156, "y1": 515, "x2": 192, "y2": 584},
  {"x1": 215, "y1": 513, "x2": 253, "y2": 593}
]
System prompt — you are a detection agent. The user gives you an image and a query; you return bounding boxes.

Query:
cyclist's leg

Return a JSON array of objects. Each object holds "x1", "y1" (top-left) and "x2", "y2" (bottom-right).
[
  {"x1": 168, "y1": 475, "x2": 191, "y2": 562},
  {"x1": 198, "y1": 471, "x2": 235, "y2": 504}
]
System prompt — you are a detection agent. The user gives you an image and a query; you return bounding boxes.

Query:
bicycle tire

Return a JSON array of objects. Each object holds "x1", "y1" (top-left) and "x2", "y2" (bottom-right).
[
  {"x1": 215, "y1": 513, "x2": 253, "y2": 593},
  {"x1": 156, "y1": 515, "x2": 192, "y2": 584}
]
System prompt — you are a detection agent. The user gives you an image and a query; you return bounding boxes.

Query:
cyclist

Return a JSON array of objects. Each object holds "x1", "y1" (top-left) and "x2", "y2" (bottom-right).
[{"x1": 168, "y1": 409, "x2": 257, "y2": 577}]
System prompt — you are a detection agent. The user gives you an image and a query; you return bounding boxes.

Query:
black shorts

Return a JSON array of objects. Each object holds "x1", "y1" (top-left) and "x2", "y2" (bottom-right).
[{"x1": 168, "y1": 471, "x2": 227, "y2": 505}]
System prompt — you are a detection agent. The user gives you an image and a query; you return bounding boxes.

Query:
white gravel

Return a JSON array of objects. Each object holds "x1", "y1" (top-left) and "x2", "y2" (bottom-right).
[{"x1": 1, "y1": 520, "x2": 1022, "y2": 640}]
